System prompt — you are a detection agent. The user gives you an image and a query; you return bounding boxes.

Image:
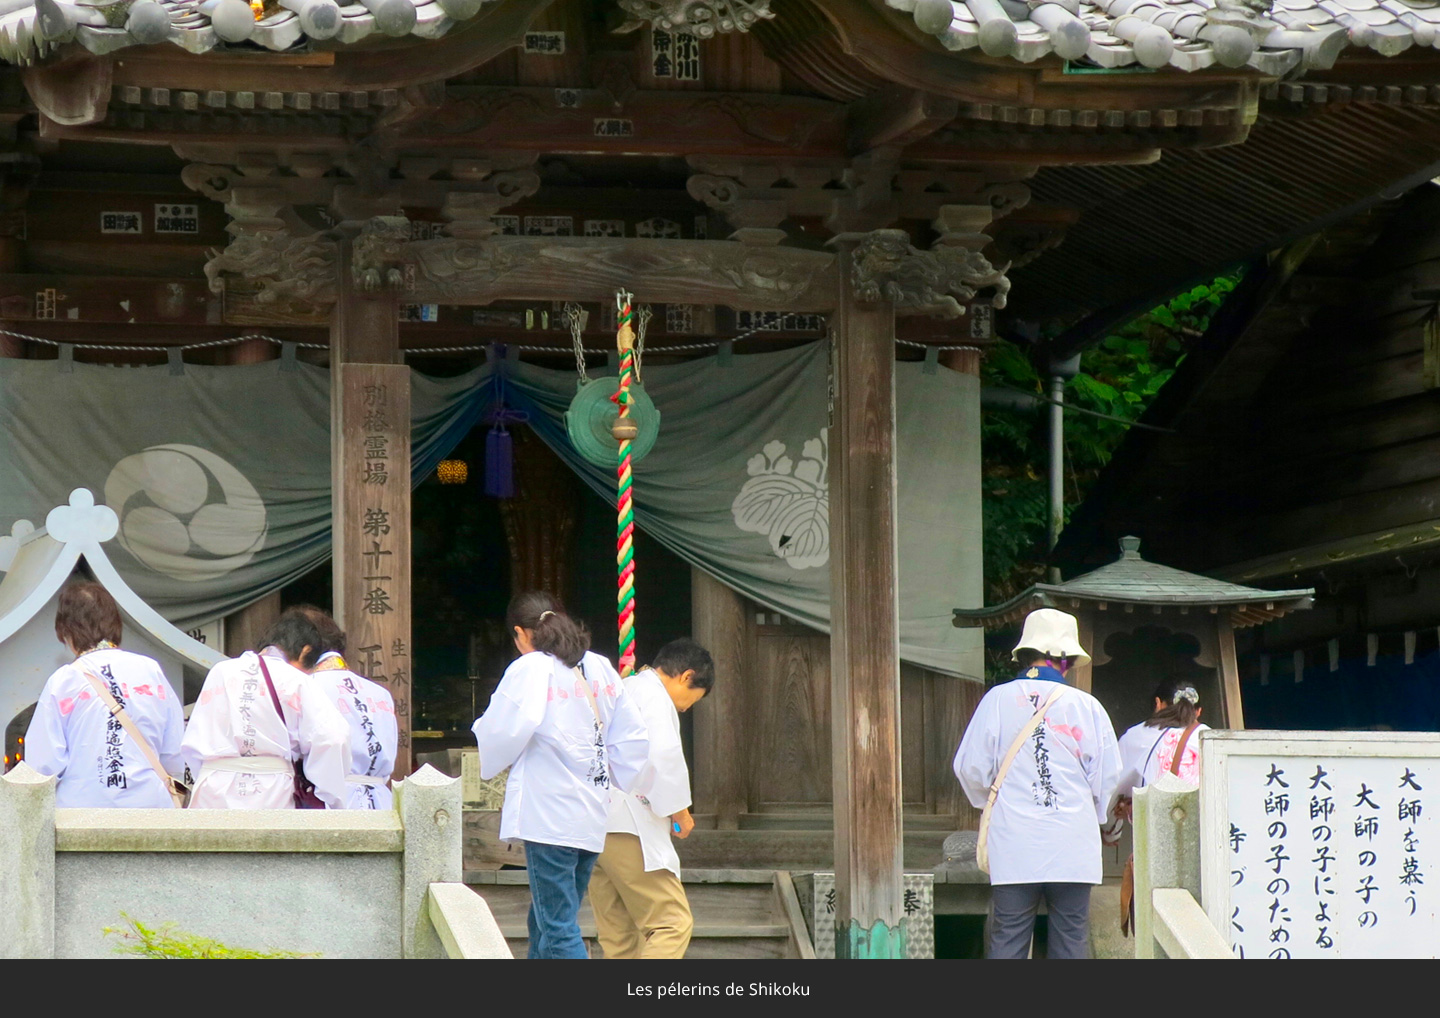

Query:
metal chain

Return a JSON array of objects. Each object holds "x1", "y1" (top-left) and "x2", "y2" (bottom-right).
[
  {"x1": 562, "y1": 301, "x2": 590, "y2": 383},
  {"x1": 635, "y1": 305, "x2": 653, "y2": 382}
]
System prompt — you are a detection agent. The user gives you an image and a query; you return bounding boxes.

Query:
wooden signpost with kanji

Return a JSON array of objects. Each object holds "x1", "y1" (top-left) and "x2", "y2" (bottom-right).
[{"x1": 336, "y1": 362, "x2": 412, "y2": 780}]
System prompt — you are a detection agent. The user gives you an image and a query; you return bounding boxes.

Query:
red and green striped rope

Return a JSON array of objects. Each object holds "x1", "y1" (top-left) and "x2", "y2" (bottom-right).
[{"x1": 614, "y1": 293, "x2": 638, "y2": 678}]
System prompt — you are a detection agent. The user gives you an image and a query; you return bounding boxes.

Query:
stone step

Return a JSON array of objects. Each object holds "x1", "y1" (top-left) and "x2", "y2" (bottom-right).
[
  {"x1": 675, "y1": 828, "x2": 948, "y2": 870},
  {"x1": 469, "y1": 873, "x2": 803, "y2": 960},
  {"x1": 505, "y1": 935, "x2": 790, "y2": 959}
]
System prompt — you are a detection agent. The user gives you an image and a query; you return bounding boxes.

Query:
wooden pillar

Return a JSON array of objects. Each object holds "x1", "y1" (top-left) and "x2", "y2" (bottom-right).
[
  {"x1": 330, "y1": 248, "x2": 413, "y2": 778},
  {"x1": 829, "y1": 243, "x2": 905, "y2": 958},
  {"x1": 0, "y1": 222, "x2": 23, "y2": 359},
  {"x1": 230, "y1": 337, "x2": 275, "y2": 365},
  {"x1": 224, "y1": 592, "x2": 282, "y2": 657},
  {"x1": 1216, "y1": 616, "x2": 1245, "y2": 730},
  {"x1": 690, "y1": 567, "x2": 747, "y2": 829},
  {"x1": 1072, "y1": 611, "x2": 1094, "y2": 693}
]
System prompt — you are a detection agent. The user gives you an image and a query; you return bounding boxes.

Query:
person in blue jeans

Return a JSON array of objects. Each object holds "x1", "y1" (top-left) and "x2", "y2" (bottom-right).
[{"x1": 473, "y1": 591, "x2": 650, "y2": 958}]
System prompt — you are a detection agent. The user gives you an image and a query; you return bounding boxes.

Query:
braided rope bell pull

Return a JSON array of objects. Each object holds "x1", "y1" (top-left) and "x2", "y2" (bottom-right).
[{"x1": 613, "y1": 289, "x2": 638, "y2": 677}]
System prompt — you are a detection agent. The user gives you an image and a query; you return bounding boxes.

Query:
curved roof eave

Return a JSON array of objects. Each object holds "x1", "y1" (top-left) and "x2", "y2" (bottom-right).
[
  {"x1": 885, "y1": 0, "x2": 1428, "y2": 77},
  {"x1": 0, "y1": 489, "x2": 224, "y2": 672}
]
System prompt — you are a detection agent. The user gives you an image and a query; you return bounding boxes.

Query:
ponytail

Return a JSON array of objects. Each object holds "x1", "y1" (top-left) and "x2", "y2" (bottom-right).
[
  {"x1": 507, "y1": 590, "x2": 590, "y2": 669},
  {"x1": 1146, "y1": 678, "x2": 1201, "y2": 729}
]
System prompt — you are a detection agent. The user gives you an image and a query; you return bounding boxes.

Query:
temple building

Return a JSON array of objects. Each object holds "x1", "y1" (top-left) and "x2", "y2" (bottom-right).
[{"x1": 3, "y1": 0, "x2": 1440, "y2": 956}]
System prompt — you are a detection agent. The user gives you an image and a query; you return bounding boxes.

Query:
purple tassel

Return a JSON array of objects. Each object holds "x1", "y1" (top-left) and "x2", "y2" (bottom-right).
[{"x1": 485, "y1": 426, "x2": 514, "y2": 498}]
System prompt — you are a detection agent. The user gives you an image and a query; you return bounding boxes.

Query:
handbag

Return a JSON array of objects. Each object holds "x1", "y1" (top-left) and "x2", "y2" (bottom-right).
[
  {"x1": 976, "y1": 684, "x2": 1067, "y2": 875},
  {"x1": 258, "y1": 656, "x2": 326, "y2": 809},
  {"x1": 78, "y1": 668, "x2": 187, "y2": 809},
  {"x1": 1121, "y1": 721, "x2": 1200, "y2": 936}
]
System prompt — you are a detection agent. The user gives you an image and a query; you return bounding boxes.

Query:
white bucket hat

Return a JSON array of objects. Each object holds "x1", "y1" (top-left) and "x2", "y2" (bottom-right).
[{"x1": 1011, "y1": 608, "x2": 1091, "y2": 665}]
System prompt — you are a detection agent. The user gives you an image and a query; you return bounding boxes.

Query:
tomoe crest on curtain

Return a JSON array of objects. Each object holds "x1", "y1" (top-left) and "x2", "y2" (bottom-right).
[
  {"x1": 731, "y1": 428, "x2": 829, "y2": 570},
  {"x1": 103, "y1": 444, "x2": 268, "y2": 582}
]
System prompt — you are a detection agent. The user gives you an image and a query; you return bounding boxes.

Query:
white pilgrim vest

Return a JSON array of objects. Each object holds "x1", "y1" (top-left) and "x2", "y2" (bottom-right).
[
  {"x1": 954, "y1": 676, "x2": 1121, "y2": 886},
  {"x1": 317, "y1": 658, "x2": 398, "y2": 810},
  {"x1": 182, "y1": 650, "x2": 352, "y2": 809},
  {"x1": 25, "y1": 647, "x2": 186, "y2": 809},
  {"x1": 472, "y1": 650, "x2": 650, "y2": 853},
  {"x1": 605, "y1": 669, "x2": 692, "y2": 876}
]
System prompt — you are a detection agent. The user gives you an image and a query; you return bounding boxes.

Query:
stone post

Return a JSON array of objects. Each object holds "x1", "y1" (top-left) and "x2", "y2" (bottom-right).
[
  {"x1": 395, "y1": 763, "x2": 462, "y2": 959},
  {"x1": 1132, "y1": 773, "x2": 1202, "y2": 959},
  {"x1": 0, "y1": 763, "x2": 56, "y2": 958}
]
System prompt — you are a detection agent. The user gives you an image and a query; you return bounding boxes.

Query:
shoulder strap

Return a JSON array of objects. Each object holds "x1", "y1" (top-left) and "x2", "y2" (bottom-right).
[
  {"x1": 1139, "y1": 729, "x2": 1168, "y2": 789},
  {"x1": 1169, "y1": 722, "x2": 1201, "y2": 776},
  {"x1": 78, "y1": 668, "x2": 184, "y2": 809},
  {"x1": 989, "y1": 684, "x2": 1067, "y2": 802},
  {"x1": 572, "y1": 663, "x2": 603, "y2": 733},
  {"x1": 257, "y1": 656, "x2": 299, "y2": 759},
  {"x1": 976, "y1": 683, "x2": 1067, "y2": 875}
]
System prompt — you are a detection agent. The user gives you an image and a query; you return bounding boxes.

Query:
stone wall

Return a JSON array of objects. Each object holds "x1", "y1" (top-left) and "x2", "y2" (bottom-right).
[{"x1": 0, "y1": 762, "x2": 509, "y2": 960}]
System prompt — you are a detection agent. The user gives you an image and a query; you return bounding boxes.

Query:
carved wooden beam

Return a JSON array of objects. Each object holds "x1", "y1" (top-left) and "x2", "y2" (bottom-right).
[
  {"x1": 403, "y1": 86, "x2": 851, "y2": 159},
  {"x1": 616, "y1": 0, "x2": 775, "y2": 38},
  {"x1": 44, "y1": 80, "x2": 1196, "y2": 167},
  {"x1": 846, "y1": 86, "x2": 960, "y2": 155},
  {"x1": 373, "y1": 232, "x2": 842, "y2": 310},
  {"x1": 23, "y1": 52, "x2": 113, "y2": 127}
]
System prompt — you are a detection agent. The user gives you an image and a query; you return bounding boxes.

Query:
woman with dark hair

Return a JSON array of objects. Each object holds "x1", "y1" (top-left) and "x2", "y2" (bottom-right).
[
  {"x1": 1113, "y1": 677, "x2": 1208, "y2": 808},
  {"x1": 24, "y1": 582, "x2": 186, "y2": 807},
  {"x1": 182, "y1": 605, "x2": 351, "y2": 810},
  {"x1": 472, "y1": 591, "x2": 651, "y2": 959},
  {"x1": 1111, "y1": 678, "x2": 1209, "y2": 937}
]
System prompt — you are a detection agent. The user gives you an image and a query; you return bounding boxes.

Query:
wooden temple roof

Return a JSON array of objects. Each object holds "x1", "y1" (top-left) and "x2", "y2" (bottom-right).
[
  {"x1": 5, "y1": 0, "x2": 1440, "y2": 354},
  {"x1": 888, "y1": 0, "x2": 1439, "y2": 75},
  {"x1": 1051, "y1": 192, "x2": 1433, "y2": 582},
  {"x1": 954, "y1": 536, "x2": 1314, "y2": 628},
  {"x1": 1, "y1": 0, "x2": 493, "y2": 63},
  {"x1": 5, "y1": 0, "x2": 1440, "y2": 71}
]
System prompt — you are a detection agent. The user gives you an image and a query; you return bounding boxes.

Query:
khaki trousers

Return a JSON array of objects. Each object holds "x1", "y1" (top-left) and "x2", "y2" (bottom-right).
[{"x1": 589, "y1": 832, "x2": 694, "y2": 959}]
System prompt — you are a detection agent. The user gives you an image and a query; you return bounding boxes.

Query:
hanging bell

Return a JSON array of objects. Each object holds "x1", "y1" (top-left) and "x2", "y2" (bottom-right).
[
  {"x1": 564, "y1": 378, "x2": 661, "y2": 468},
  {"x1": 484, "y1": 425, "x2": 515, "y2": 498}
]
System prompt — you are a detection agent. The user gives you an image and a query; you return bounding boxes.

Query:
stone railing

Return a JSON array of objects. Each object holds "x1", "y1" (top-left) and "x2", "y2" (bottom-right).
[
  {"x1": 1131, "y1": 774, "x2": 1232, "y2": 960},
  {"x1": 0, "y1": 762, "x2": 511, "y2": 960}
]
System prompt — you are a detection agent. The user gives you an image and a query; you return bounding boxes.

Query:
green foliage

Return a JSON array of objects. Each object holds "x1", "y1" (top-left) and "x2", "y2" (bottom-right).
[
  {"x1": 981, "y1": 272, "x2": 1242, "y2": 603},
  {"x1": 103, "y1": 913, "x2": 316, "y2": 959}
]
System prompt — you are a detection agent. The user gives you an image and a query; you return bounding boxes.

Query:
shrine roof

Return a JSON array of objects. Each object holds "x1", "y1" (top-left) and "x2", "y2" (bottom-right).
[
  {"x1": 953, "y1": 536, "x2": 1314, "y2": 628},
  {"x1": 888, "y1": 0, "x2": 1439, "y2": 75},
  {"x1": 0, "y1": 0, "x2": 496, "y2": 64},
  {"x1": 4, "y1": 0, "x2": 1434, "y2": 70}
]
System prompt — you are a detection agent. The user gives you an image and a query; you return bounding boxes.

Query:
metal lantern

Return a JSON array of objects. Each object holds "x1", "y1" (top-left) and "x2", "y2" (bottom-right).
[{"x1": 436, "y1": 459, "x2": 468, "y2": 484}]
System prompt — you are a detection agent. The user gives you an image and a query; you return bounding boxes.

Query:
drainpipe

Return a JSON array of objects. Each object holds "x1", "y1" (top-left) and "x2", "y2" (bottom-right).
[{"x1": 1047, "y1": 354, "x2": 1082, "y2": 582}]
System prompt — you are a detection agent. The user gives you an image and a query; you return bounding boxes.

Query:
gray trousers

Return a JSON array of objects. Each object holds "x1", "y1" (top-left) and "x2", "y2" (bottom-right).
[{"x1": 988, "y1": 882, "x2": 1092, "y2": 959}]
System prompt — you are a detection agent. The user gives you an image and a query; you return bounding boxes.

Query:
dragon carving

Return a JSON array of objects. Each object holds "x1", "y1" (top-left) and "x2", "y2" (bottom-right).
[
  {"x1": 351, "y1": 216, "x2": 413, "y2": 292},
  {"x1": 204, "y1": 229, "x2": 337, "y2": 308},
  {"x1": 850, "y1": 229, "x2": 1010, "y2": 318}
]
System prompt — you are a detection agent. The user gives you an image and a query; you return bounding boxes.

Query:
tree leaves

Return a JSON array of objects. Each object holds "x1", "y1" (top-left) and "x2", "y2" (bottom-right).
[{"x1": 979, "y1": 269, "x2": 1243, "y2": 602}]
